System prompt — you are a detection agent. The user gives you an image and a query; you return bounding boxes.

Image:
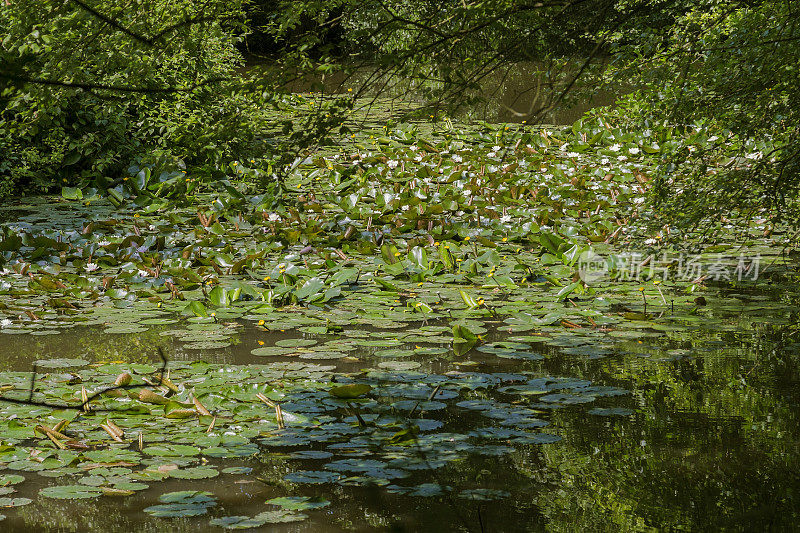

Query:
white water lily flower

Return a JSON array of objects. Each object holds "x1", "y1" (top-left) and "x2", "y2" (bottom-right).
[
  {"x1": 452, "y1": 154, "x2": 463, "y2": 163},
  {"x1": 617, "y1": 155, "x2": 629, "y2": 161},
  {"x1": 609, "y1": 144, "x2": 621, "y2": 152},
  {"x1": 409, "y1": 145, "x2": 418, "y2": 151},
  {"x1": 0, "y1": 319, "x2": 12, "y2": 328},
  {"x1": 268, "y1": 213, "x2": 281, "y2": 221},
  {"x1": 85, "y1": 262, "x2": 99, "y2": 272},
  {"x1": 387, "y1": 160, "x2": 399, "y2": 168}
]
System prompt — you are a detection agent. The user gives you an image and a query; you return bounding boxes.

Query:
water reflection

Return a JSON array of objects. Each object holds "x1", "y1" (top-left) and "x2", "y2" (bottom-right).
[
  {"x1": 1, "y1": 294, "x2": 798, "y2": 530},
  {"x1": 257, "y1": 60, "x2": 619, "y2": 125}
]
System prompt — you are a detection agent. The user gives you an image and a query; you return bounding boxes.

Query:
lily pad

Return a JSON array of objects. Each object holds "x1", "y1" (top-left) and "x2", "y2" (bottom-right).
[{"x1": 40, "y1": 485, "x2": 104, "y2": 500}]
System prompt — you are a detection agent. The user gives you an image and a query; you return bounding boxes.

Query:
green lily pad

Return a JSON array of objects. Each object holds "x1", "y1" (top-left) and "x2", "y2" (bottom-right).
[
  {"x1": 33, "y1": 358, "x2": 89, "y2": 368},
  {"x1": 0, "y1": 475, "x2": 25, "y2": 487},
  {"x1": 275, "y1": 338, "x2": 317, "y2": 348},
  {"x1": 169, "y1": 467, "x2": 219, "y2": 479},
  {"x1": 266, "y1": 496, "x2": 330, "y2": 510},
  {"x1": 40, "y1": 485, "x2": 104, "y2": 500}
]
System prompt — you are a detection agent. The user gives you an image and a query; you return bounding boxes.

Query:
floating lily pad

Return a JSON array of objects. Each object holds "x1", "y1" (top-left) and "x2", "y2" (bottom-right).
[
  {"x1": 170, "y1": 467, "x2": 219, "y2": 479},
  {"x1": 377, "y1": 361, "x2": 421, "y2": 371},
  {"x1": 40, "y1": 485, "x2": 103, "y2": 500},
  {"x1": 33, "y1": 358, "x2": 89, "y2": 368},
  {"x1": 266, "y1": 496, "x2": 330, "y2": 510},
  {"x1": 222, "y1": 467, "x2": 253, "y2": 475},
  {"x1": 275, "y1": 338, "x2": 317, "y2": 348},
  {"x1": 0, "y1": 475, "x2": 25, "y2": 486}
]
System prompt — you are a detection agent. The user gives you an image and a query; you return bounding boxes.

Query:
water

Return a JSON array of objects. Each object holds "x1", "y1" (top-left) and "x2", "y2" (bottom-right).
[
  {"x1": 1, "y1": 288, "x2": 798, "y2": 531},
  {"x1": 258, "y1": 60, "x2": 619, "y2": 125}
]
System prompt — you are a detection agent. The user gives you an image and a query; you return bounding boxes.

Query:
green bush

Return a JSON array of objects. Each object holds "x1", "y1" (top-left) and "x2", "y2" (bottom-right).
[{"x1": 0, "y1": 0, "x2": 261, "y2": 198}]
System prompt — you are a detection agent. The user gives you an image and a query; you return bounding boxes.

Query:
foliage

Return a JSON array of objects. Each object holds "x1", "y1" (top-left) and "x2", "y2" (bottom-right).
[
  {"x1": 0, "y1": 0, "x2": 262, "y2": 197},
  {"x1": 604, "y1": 0, "x2": 800, "y2": 232}
]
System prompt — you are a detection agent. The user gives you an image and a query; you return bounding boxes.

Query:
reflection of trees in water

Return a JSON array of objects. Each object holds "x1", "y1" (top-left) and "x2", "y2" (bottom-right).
[
  {"x1": 269, "y1": 60, "x2": 619, "y2": 126},
  {"x1": 518, "y1": 316, "x2": 800, "y2": 531},
  {"x1": 0, "y1": 326, "x2": 170, "y2": 372},
  {"x1": 0, "y1": 323, "x2": 247, "y2": 371}
]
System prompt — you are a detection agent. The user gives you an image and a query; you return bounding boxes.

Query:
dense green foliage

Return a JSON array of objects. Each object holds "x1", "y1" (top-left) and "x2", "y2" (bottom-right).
[
  {"x1": 0, "y1": 0, "x2": 256, "y2": 196},
  {"x1": 1, "y1": 0, "x2": 798, "y2": 233},
  {"x1": 605, "y1": 0, "x2": 800, "y2": 232}
]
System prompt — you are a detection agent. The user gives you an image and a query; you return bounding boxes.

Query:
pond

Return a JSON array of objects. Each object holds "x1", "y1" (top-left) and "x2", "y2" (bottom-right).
[
  {"x1": 0, "y1": 119, "x2": 798, "y2": 531},
  {"x1": 259, "y1": 60, "x2": 618, "y2": 125}
]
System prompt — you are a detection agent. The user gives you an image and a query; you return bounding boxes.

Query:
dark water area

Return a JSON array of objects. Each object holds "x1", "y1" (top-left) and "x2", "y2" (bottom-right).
[
  {"x1": 1, "y1": 284, "x2": 798, "y2": 531},
  {"x1": 252, "y1": 60, "x2": 619, "y2": 125}
]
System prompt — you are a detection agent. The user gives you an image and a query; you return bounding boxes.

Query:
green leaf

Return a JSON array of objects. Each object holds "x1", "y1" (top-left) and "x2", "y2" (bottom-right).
[
  {"x1": 459, "y1": 290, "x2": 479, "y2": 308},
  {"x1": 266, "y1": 496, "x2": 330, "y2": 511},
  {"x1": 409, "y1": 246, "x2": 428, "y2": 269},
  {"x1": 186, "y1": 301, "x2": 208, "y2": 317},
  {"x1": 208, "y1": 286, "x2": 231, "y2": 307},
  {"x1": 381, "y1": 244, "x2": 400, "y2": 265},
  {"x1": 61, "y1": 187, "x2": 83, "y2": 200},
  {"x1": 40, "y1": 485, "x2": 103, "y2": 500},
  {"x1": 62, "y1": 151, "x2": 80, "y2": 166},
  {"x1": 294, "y1": 277, "x2": 325, "y2": 300},
  {"x1": 374, "y1": 277, "x2": 399, "y2": 291}
]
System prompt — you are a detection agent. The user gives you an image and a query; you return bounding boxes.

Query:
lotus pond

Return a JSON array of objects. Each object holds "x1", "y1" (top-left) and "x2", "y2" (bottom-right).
[{"x1": 0, "y1": 119, "x2": 798, "y2": 531}]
